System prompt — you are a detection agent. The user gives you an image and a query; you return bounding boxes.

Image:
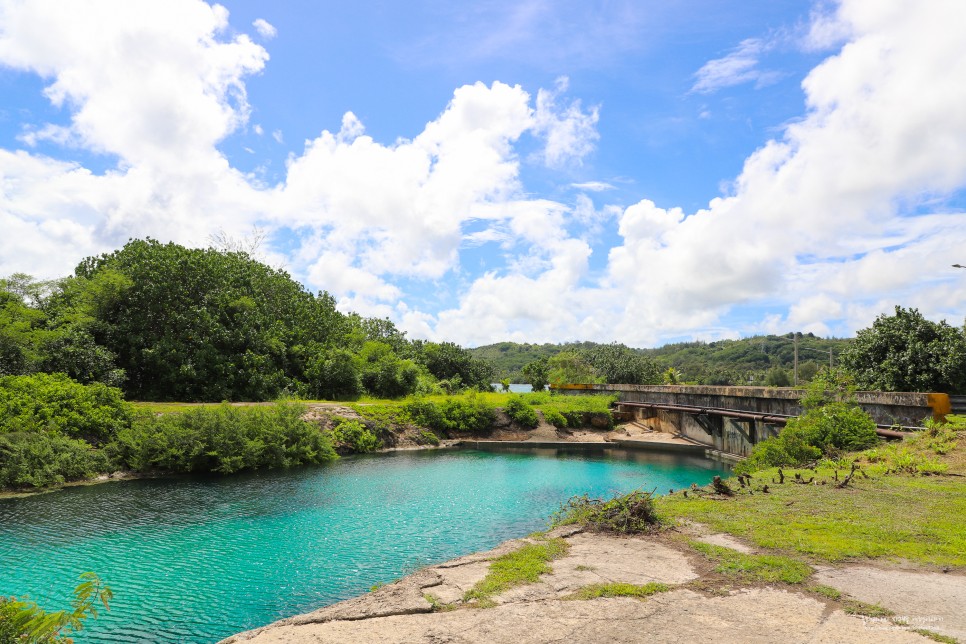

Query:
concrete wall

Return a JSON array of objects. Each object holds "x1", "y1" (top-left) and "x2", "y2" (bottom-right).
[
  {"x1": 555, "y1": 384, "x2": 949, "y2": 427},
  {"x1": 631, "y1": 406, "x2": 781, "y2": 457}
]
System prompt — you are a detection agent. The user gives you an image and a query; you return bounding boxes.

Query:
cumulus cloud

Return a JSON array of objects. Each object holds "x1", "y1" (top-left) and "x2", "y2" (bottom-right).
[
  {"x1": 0, "y1": 0, "x2": 272, "y2": 275},
  {"x1": 531, "y1": 77, "x2": 599, "y2": 167},
  {"x1": 252, "y1": 18, "x2": 276, "y2": 40},
  {"x1": 2, "y1": 0, "x2": 965, "y2": 349},
  {"x1": 600, "y1": 0, "x2": 966, "y2": 342},
  {"x1": 421, "y1": 0, "x2": 966, "y2": 345}
]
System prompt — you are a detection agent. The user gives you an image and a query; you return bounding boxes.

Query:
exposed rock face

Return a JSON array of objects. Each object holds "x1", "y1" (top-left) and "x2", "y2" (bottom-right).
[{"x1": 222, "y1": 524, "x2": 962, "y2": 644}]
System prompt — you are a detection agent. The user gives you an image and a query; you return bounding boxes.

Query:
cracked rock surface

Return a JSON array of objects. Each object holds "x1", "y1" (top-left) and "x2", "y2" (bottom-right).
[{"x1": 222, "y1": 526, "x2": 961, "y2": 644}]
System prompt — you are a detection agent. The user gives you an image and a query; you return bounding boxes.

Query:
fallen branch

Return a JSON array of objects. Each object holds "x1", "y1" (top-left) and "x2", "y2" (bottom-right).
[{"x1": 837, "y1": 462, "x2": 859, "y2": 488}]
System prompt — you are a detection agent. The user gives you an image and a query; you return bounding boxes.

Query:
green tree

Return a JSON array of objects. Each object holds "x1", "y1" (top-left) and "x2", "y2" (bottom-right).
[
  {"x1": 72, "y1": 239, "x2": 349, "y2": 401},
  {"x1": 356, "y1": 341, "x2": 419, "y2": 398},
  {"x1": 418, "y1": 341, "x2": 494, "y2": 391},
  {"x1": 521, "y1": 358, "x2": 550, "y2": 392},
  {"x1": 0, "y1": 373, "x2": 133, "y2": 445},
  {"x1": 841, "y1": 306, "x2": 966, "y2": 394},
  {"x1": 797, "y1": 361, "x2": 820, "y2": 383},
  {"x1": 764, "y1": 366, "x2": 791, "y2": 387},
  {"x1": 580, "y1": 344, "x2": 660, "y2": 385},
  {"x1": 306, "y1": 348, "x2": 363, "y2": 400},
  {"x1": 547, "y1": 351, "x2": 599, "y2": 386},
  {"x1": 662, "y1": 367, "x2": 681, "y2": 385}
]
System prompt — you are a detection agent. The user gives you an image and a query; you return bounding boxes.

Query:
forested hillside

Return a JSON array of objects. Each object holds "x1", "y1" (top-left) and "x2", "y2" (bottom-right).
[{"x1": 470, "y1": 334, "x2": 851, "y2": 386}]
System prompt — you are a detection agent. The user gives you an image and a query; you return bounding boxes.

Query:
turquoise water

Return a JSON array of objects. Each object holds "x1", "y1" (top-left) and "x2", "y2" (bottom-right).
[{"x1": 0, "y1": 447, "x2": 726, "y2": 643}]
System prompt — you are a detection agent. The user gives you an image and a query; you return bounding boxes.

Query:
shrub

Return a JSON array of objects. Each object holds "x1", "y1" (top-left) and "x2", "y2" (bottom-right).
[
  {"x1": 543, "y1": 408, "x2": 567, "y2": 428},
  {"x1": 504, "y1": 395, "x2": 538, "y2": 428},
  {"x1": 735, "y1": 375, "x2": 879, "y2": 474},
  {"x1": 109, "y1": 402, "x2": 336, "y2": 474},
  {"x1": 417, "y1": 430, "x2": 440, "y2": 446},
  {"x1": 552, "y1": 490, "x2": 660, "y2": 534},
  {"x1": 405, "y1": 394, "x2": 495, "y2": 436},
  {"x1": 330, "y1": 418, "x2": 382, "y2": 453},
  {"x1": 404, "y1": 399, "x2": 443, "y2": 433},
  {"x1": 0, "y1": 432, "x2": 108, "y2": 489},
  {"x1": 0, "y1": 373, "x2": 133, "y2": 445},
  {"x1": 306, "y1": 349, "x2": 363, "y2": 400}
]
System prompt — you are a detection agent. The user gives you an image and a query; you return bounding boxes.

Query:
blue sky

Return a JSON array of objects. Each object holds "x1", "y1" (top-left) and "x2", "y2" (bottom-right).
[{"x1": 1, "y1": 0, "x2": 965, "y2": 347}]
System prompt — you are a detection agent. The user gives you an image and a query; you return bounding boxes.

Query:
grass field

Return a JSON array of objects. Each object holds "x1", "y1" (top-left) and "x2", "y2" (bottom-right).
[{"x1": 658, "y1": 430, "x2": 966, "y2": 568}]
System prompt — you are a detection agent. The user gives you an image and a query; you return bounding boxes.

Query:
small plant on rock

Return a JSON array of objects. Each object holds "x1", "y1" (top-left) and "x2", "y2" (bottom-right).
[{"x1": 542, "y1": 408, "x2": 567, "y2": 428}]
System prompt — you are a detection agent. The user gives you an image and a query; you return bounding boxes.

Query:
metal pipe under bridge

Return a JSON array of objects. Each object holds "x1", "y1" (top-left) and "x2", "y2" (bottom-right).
[{"x1": 552, "y1": 384, "x2": 952, "y2": 458}]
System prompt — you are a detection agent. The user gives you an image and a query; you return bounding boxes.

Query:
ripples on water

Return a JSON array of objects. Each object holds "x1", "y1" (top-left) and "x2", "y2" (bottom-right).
[{"x1": 0, "y1": 447, "x2": 726, "y2": 643}]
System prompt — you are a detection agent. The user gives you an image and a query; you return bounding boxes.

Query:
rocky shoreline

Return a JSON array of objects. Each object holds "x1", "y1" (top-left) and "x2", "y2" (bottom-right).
[{"x1": 221, "y1": 523, "x2": 966, "y2": 643}]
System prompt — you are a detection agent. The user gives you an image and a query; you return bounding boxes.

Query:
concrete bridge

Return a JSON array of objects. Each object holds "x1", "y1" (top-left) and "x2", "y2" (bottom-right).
[{"x1": 553, "y1": 384, "x2": 952, "y2": 458}]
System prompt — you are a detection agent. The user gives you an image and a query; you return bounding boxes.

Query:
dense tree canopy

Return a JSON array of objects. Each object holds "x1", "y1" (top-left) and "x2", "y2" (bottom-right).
[
  {"x1": 1, "y1": 239, "x2": 492, "y2": 402},
  {"x1": 840, "y1": 306, "x2": 966, "y2": 394},
  {"x1": 71, "y1": 239, "x2": 348, "y2": 400}
]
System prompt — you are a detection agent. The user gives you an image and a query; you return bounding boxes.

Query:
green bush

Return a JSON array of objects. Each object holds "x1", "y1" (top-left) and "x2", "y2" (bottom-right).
[
  {"x1": 736, "y1": 402, "x2": 878, "y2": 475},
  {"x1": 735, "y1": 372, "x2": 879, "y2": 474},
  {"x1": 330, "y1": 418, "x2": 382, "y2": 453},
  {"x1": 417, "y1": 430, "x2": 440, "y2": 446},
  {"x1": 542, "y1": 408, "x2": 567, "y2": 428},
  {"x1": 0, "y1": 373, "x2": 133, "y2": 445},
  {"x1": 504, "y1": 395, "x2": 538, "y2": 428},
  {"x1": 404, "y1": 393, "x2": 495, "y2": 436},
  {"x1": 109, "y1": 402, "x2": 336, "y2": 474},
  {"x1": 0, "y1": 432, "x2": 108, "y2": 489},
  {"x1": 357, "y1": 342, "x2": 420, "y2": 398},
  {"x1": 306, "y1": 349, "x2": 363, "y2": 400}
]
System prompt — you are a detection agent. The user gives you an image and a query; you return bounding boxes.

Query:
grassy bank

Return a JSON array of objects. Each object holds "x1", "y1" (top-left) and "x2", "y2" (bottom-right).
[
  {"x1": 659, "y1": 463, "x2": 966, "y2": 567},
  {"x1": 656, "y1": 418, "x2": 966, "y2": 568},
  {"x1": 548, "y1": 423, "x2": 965, "y2": 570}
]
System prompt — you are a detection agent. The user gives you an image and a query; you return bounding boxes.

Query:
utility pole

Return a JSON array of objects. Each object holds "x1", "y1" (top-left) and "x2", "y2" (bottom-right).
[{"x1": 793, "y1": 332, "x2": 799, "y2": 386}]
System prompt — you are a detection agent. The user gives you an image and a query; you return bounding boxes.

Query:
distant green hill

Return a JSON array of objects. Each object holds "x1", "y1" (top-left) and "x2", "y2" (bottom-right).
[
  {"x1": 466, "y1": 341, "x2": 599, "y2": 380},
  {"x1": 468, "y1": 334, "x2": 852, "y2": 386}
]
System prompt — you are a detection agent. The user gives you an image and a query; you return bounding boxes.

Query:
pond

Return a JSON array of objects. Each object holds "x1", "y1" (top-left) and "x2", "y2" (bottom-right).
[{"x1": 0, "y1": 447, "x2": 727, "y2": 643}]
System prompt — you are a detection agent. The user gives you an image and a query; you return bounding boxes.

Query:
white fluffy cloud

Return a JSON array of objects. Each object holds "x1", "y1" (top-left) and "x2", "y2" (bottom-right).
[
  {"x1": 0, "y1": 1, "x2": 601, "y2": 326},
  {"x1": 0, "y1": 0, "x2": 271, "y2": 275},
  {"x1": 427, "y1": 0, "x2": 966, "y2": 345},
  {"x1": 2, "y1": 0, "x2": 965, "y2": 349},
  {"x1": 599, "y1": 0, "x2": 966, "y2": 343},
  {"x1": 252, "y1": 18, "x2": 276, "y2": 40},
  {"x1": 531, "y1": 77, "x2": 600, "y2": 167}
]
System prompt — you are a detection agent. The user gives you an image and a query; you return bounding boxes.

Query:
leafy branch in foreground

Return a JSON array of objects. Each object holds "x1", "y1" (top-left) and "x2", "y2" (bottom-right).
[{"x1": 0, "y1": 572, "x2": 111, "y2": 644}]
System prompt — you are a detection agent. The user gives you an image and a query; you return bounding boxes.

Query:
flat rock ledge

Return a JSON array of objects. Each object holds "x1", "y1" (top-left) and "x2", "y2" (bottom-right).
[{"x1": 221, "y1": 526, "x2": 965, "y2": 644}]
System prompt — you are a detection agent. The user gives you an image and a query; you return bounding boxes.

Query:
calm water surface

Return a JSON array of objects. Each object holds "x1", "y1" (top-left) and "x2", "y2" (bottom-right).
[{"x1": 0, "y1": 447, "x2": 726, "y2": 643}]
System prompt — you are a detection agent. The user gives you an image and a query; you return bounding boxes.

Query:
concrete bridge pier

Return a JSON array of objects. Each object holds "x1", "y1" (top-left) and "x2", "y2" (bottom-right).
[{"x1": 627, "y1": 405, "x2": 781, "y2": 458}]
